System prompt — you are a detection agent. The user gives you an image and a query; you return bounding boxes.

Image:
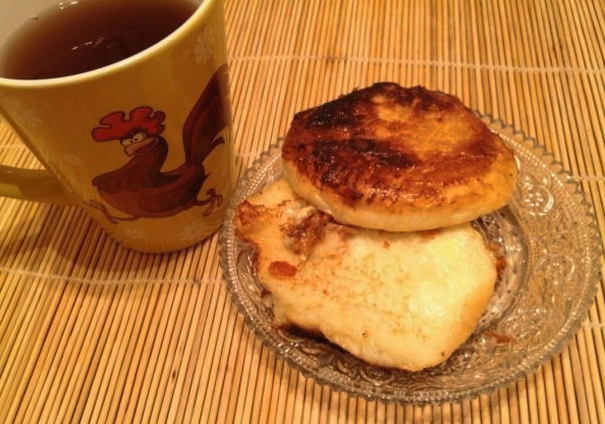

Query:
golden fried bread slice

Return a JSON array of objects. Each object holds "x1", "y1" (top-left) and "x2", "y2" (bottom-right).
[
  {"x1": 235, "y1": 179, "x2": 497, "y2": 371},
  {"x1": 282, "y1": 83, "x2": 517, "y2": 231}
]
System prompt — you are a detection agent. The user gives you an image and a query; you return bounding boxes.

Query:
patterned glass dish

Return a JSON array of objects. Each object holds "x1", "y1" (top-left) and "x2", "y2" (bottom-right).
[{"x1": 218, "y1": 114, "x2": 602, "y2": 403}]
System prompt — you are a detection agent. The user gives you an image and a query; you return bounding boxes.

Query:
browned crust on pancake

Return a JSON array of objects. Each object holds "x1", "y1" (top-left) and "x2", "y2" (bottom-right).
[
  {"x1": 282, "y1": 83, "x2": 516, "y2": 210},
  {"x1": 281, "y1": 210, "x2": 331, "y2": 255},
  {"x1": 268, "y1": 261, "x2": 297, "y2": 277}
]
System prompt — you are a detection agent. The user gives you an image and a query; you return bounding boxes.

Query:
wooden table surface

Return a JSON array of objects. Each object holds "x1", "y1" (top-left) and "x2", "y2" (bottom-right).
[{"x1": 1, "y1": 0, "x2": 604, "y2": 422}]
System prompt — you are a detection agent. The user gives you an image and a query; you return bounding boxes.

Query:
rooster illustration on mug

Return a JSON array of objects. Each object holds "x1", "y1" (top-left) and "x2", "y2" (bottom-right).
[{"x1": 86, "y1": 65, "x2": 230, "y2": 223}]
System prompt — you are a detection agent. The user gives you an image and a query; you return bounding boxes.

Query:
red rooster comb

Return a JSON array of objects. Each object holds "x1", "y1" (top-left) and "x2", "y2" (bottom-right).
[{"x1": 92, "y1": 106, "x2": 166, "y2": 142}]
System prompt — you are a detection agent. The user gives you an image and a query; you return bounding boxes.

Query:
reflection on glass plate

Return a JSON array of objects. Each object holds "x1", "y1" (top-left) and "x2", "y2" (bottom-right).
[{"x1": 218, "y1": 114, "x2": 602, "y2": 403}]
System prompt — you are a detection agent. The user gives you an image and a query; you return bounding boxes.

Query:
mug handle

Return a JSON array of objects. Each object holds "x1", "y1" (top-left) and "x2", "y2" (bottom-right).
[
  {"x1": 0, "y1": 166, "x2": 77, "y2": 205},
  {"x1": 0, "y1": 111, "x2": 77, "y2": 205}
]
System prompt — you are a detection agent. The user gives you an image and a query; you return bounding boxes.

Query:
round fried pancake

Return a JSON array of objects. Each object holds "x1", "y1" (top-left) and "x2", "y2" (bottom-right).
[
  {"x1": 235, "y1": 179, "x2": 497, "y2": 371},
  {"x1": 282, "y1": 83, "x2": 517, "y2": 231}
]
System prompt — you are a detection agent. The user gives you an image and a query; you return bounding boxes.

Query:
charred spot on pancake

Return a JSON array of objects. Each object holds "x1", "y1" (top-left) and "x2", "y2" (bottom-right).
[
  {"x1": 299, "y1": 85, "x2": 392, "y2": 129},
  {"x1": 235, "y1": 201, "x2": 266, "y2": 231},
  {"x1": 346, "y1": 138, "x2": 417, "y2": 168},
  {"x1": 268, "y1": 261, "x2": 298, "y2": 278},
  {"x1": 305, "y1": 138, "x2": 420, "y2": 203},
  {"x1": 303, "y1": 95, "x2": 359, "y2": 128},
  {"x1": 420, "y1": 229, "x2": 441, "y2": 239},
  {"x1": 282, "y1": 210, "x2": 331, "y2": 255},
  {"x1": 234, "y1": 201, "x2": 267, "y2": 270}
]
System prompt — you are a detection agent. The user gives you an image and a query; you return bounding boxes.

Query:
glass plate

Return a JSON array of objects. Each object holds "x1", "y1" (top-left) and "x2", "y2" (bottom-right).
[{"x1": 218, "y1": 114, "x2": 602, "y2": 403}]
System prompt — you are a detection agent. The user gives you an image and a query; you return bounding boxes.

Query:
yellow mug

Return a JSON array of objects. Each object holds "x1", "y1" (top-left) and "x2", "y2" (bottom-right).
[{"x1": 0, "y1": 0, "x2": 234, "y2": 253}]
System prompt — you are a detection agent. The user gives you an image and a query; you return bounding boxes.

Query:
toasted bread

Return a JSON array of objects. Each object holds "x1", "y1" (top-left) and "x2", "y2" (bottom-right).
[{"x1": 282, "y1": 83, "x2": 517, "y2": 231}]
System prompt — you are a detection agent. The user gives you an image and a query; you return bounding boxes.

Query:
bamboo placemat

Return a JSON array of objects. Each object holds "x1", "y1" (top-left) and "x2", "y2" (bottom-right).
[{"x1": 1, "y1": 0, "x2": 604, "y2": 422}]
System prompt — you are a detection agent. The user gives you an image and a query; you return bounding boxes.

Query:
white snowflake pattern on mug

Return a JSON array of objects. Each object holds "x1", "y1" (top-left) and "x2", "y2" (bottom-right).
[{"x1": 194, "y1": 27, "x2": 216, "y2": 64}]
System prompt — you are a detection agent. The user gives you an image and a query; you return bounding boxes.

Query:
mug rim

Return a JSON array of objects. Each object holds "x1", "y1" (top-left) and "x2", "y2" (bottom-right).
[{"x1": 0, "y1": 0, "x2": 214, "y2": 88}]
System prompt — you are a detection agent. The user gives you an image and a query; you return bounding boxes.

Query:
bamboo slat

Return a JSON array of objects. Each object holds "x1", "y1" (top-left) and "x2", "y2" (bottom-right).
[{"x1": 1, "y1": 0, "x2": 604, "y2": 422}]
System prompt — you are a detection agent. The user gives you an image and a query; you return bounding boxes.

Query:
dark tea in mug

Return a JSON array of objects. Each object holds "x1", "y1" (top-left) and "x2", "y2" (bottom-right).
[{"x1": 0, "y1": 0, "x2": 198, "y2": 79}]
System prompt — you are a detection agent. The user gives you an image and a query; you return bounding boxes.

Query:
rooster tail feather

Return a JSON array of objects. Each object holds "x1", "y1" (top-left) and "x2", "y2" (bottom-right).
[{"x1": 182, "y1": 64, "x2": 231, "y2": 165}]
